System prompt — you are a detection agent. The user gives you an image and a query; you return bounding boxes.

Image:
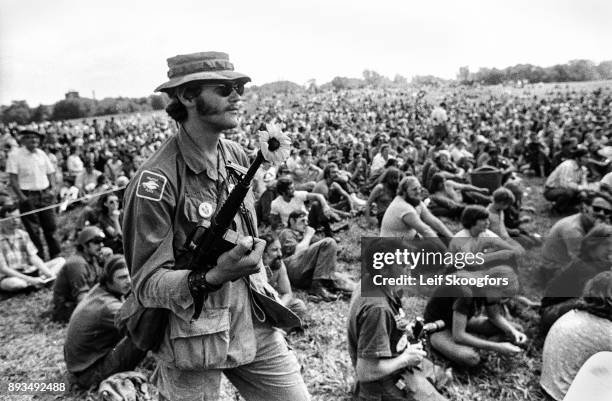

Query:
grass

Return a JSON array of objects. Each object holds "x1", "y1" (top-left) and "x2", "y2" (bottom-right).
[{"x1": 0, "y1": 176, "x2": 559, "y2": 401}]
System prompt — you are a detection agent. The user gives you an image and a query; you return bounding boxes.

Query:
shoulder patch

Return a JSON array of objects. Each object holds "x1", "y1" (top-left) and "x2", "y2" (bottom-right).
[{"x1": 136, "y1": 170, "x2": 167, "y2": 201}]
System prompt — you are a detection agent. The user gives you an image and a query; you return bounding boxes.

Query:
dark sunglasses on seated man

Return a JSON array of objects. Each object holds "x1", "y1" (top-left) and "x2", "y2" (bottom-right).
[
  {"x1": 201, "y1": 81, "x2": 246, "y2": 97},
  {"x1": 88, "y1": 237, "x2": 106, "y2": 245},
  {"x1": 592, "y1": 205, "x2": 612, "y2": 216}
]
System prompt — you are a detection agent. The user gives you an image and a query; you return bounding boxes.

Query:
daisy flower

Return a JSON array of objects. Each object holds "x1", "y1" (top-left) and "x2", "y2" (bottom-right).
[{"x1": 258, "y1": 123, "x2": 291, "y2": 165}]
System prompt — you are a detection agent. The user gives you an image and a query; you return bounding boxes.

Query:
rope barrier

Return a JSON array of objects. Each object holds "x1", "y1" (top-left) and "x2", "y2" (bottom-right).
[{"x1": 0, "y1": 185, "x2": 127, "y2": 223}]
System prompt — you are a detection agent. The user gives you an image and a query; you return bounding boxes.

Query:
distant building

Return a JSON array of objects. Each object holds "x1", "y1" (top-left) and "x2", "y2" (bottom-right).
[{"x1": 65, "y1": 90, "x2": 80, "y2": 99}]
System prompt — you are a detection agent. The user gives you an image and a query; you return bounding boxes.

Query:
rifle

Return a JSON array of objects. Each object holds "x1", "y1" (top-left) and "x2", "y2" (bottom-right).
[
  {"x1": 119, "y1": 134, "x2": 299, "y2": 353},
  {"x1": 184, "y1": 139, "x2": 291, "y2": 322}
]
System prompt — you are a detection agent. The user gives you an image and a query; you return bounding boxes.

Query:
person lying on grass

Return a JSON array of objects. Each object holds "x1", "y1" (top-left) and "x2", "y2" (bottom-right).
[
  {"x1": 423, "y1": 266, "x2": 527, "y2": 367},
  {"x1": 0, "y1": 201, "x2": 64, "y2": 292}
]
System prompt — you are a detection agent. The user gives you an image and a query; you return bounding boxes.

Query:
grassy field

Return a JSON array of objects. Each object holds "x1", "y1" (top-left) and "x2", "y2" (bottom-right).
[{"x1": 0, "y1": 176, "x2": 560, "y2": 401}]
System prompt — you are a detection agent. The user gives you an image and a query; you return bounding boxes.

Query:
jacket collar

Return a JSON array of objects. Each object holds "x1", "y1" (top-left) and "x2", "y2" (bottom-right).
[{"x1": 176, "y1": 127, "x2": 228, "y2": 181}]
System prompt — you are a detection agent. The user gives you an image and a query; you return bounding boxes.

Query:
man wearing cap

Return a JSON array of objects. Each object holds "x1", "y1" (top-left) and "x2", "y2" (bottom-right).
[
  {"x1": 118, "y1": 52, "x2": 309, "y2": 400},
  {"x1": 5, "y1": 129, "x2": 61, "y2": 260},
  {"x1": 544, "y1": 146, "x2": 591, "y2": 214},
  {"x1": 51, "y1": 226, "x2": 106, "y2": 323},
  {"x1": 64, "y1": 255, "x2": 146, "y2": 388}
]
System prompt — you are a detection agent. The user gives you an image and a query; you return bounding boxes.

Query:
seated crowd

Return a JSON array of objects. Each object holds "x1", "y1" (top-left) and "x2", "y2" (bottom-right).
[{"x1": 0, "y1": 84, "x2": 611, "y2": 399}]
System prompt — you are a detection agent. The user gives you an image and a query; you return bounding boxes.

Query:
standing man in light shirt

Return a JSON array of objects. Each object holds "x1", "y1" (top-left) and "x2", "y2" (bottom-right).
[{"x1": 6, "y1": 130, "x2": 61, "y2": 260}]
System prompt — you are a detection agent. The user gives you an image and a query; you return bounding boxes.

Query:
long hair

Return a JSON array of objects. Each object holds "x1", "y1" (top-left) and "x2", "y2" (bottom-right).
[
  {"x1": 164, "y1": 82, "x2": 205, "y2": 122},
  {"x1": 460, "y1": 205, "x2": 489, "y2": 229},
  {"x1": 579, "y1": 224, "x2": 612, "y2": 261},
  {"x1": 428, "y1": 173, "x2": 446, "y2": 194},
  {"x1": 575, "y1": 271, "x2": 612, "y2": 322},
  {"x1": 99, "y1": 255, "x2": 127, "y2": 286},
  {"x1": 260, "y1": 231, "x2": 279, "y2": 252},
  {"x1": 379, "y1": 167, "x2": 401, "y2": 188},
  {"x1": 97, "y1": 192, "x2": 118, "y2": 215}
]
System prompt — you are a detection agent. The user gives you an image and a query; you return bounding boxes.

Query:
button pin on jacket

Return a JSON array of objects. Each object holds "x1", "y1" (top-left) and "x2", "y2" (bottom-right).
[{"x1": 198, "y1": 202, "x2": 213, "y2": 218}]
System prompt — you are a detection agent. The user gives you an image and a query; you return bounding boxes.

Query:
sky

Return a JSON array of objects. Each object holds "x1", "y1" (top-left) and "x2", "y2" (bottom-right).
[{"x1": 1, "y1": 0, "x2": 610, "y2": 106}]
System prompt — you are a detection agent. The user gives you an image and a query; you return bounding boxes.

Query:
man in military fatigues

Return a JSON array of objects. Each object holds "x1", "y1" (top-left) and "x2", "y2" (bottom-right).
[{"x1": 119, "y1": 52, "x2": 310, "y2": 401}]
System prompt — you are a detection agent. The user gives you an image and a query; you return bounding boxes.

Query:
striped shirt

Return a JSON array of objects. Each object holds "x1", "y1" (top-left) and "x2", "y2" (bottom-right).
[
  {"x1": 545, "y1": 159, "x2": 586, "y2": 190},
  {"x1": 0, "y1": 229, "x2": 38, "y2": 279}
]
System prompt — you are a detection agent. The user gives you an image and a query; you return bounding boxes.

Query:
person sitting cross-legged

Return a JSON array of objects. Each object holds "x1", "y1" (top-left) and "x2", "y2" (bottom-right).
[
  {"x1": 64, "y1": 255, "x2": 147, "y2": 389},
  {"x1": 425, "y1": 266, "x2": 527, "y2": 367},
  {"x1": 279, "y1": 211, "x2": 355, "y2": 301},
  {"x1": 0, "y1": 201, "x2": 65, "y2": 292}
]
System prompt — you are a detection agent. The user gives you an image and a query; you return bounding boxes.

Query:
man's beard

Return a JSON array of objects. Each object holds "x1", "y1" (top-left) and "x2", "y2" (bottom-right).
[
  {"x1": 387, "y1": 182, "x2": 399, "y2": 193},
  {"x1": 194, "y1": 96, "x2": 239, "y2": 130},
  {"x1": 195, "y1": 96, "x2": 219, "y2": 116},
  {"x1": 404, "y1": 194, "x2": 421, "y2": 207},
  {"x1": 269, "y1": 257, "x2": 282, "y2": 270}
]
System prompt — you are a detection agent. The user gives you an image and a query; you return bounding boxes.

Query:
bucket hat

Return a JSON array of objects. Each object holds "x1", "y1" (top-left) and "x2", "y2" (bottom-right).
[{"x1": 155, "y1": 51, "x2": 251, "y2": 93}]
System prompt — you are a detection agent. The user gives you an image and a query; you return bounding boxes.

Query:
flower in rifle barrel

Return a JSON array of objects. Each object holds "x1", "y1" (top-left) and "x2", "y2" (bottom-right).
[{"x1": 258, "y1": 123, "x2": 291, "y2": 165}]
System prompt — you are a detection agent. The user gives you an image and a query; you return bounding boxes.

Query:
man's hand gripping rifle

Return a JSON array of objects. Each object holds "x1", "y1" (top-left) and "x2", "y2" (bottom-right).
[{"x1": 184, "y1": 137, "x2": 282, "y2": 321}]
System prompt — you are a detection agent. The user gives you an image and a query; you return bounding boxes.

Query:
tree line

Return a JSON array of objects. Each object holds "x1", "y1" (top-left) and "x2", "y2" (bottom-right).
[
  {"x1": 457, "y1": 59, "x2": 612, "y2": 85},
  {"x1": 2, "y1": 59, "x2": 611, "y2": 125},
  {"x1": 0, "y1": 94, "x2": 169, "y2": 125}
]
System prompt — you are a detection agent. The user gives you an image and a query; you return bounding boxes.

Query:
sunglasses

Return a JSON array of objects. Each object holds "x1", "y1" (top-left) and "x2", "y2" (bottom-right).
[
  {"x1": 592, "y1": 205, "x2": 612, "y2": 215},
  {"x1": 202, "y1": 82, "x2": 245, "y2": 97},
  {"x1": 89, "y1": 237, "x2": 105, "y2": 244}
]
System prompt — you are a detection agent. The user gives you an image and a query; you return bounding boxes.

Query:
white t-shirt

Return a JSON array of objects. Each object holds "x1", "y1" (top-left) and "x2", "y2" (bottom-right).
[
  {"x1": 67, "y1": 154, "x2": 85, "y2": 175},
  {"x1": 431, "y1": 107, "x2": 448, "y2": 125},
  {"x1": 380, "y1": 197, "x2": 427, "y2": 239},
  {"x1": 5, "y1": 147, "x2": 55, "y2": 190},
  {"x1": 449, "y1": 228, "x2": 500, "y2": 254},
  {"x1": 270, "y1": 190, "x2": 309, "y2": 226}
]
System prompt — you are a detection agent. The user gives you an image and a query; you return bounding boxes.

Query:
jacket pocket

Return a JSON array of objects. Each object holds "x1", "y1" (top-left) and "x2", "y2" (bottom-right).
[{"x1": 169, "y1": 307, "x2": 230, "y2": 370}]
